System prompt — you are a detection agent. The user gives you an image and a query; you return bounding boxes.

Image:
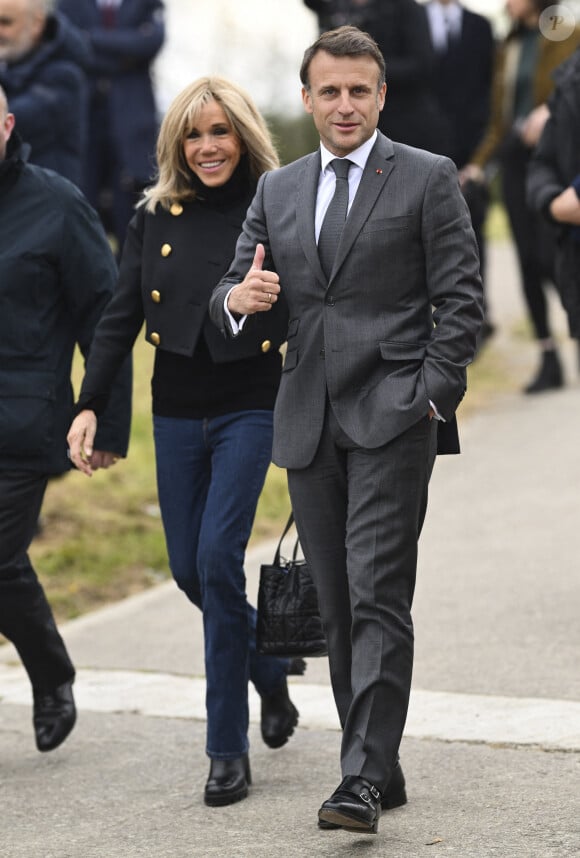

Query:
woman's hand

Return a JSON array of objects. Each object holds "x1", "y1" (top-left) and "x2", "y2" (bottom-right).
[
  {"x1": 549, "y1": 186, "x2": 580, "y2": 226},
  {"x1": 67, "y1": 409, "x2": 120, "y2": 477}
]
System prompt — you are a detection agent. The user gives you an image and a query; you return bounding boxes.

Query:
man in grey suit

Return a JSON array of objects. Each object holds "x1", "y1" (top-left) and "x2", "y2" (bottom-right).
[{"x1": 210, "y1": 26, "x2": 483, "y2": 834}]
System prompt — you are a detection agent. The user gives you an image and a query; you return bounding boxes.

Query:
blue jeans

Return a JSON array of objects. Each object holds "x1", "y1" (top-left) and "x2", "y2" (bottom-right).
[{"x1": 153, "y1": 411, "x2": 288, "y2": 759}]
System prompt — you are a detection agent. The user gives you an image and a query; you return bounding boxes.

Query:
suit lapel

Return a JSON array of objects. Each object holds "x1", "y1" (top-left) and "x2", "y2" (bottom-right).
[
  {"x1": 297, "y1": 150, "x2": 327, "y2": 287},
  {"x1": 330, "y1": 133, "x2": 395, "y2": 283}
]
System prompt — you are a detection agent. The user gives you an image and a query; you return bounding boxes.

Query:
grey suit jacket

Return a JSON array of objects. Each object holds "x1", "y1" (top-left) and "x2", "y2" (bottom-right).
[{"x1": 210, "y1": 132, "x2": 483, "y2": 470}]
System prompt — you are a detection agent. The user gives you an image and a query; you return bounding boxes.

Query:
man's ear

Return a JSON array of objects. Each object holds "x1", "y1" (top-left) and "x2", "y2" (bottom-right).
[
  {"x1": 378, "y1": 82, "x2": 387, "y2": 112},
  {"x1": 302, "y1": 86, "x2": 314, "y2": 115},
  {"x1": 30, "y1": 11, "x2": 47, "y2": 46},
  {"x1": 4, "y1": 113, "x2": 15, "y2": 141}
]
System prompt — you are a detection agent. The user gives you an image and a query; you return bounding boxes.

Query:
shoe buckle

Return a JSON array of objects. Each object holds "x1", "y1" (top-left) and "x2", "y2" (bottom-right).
[{"x1": 360, "y1": 784, "x2": 380, "y2": 803}]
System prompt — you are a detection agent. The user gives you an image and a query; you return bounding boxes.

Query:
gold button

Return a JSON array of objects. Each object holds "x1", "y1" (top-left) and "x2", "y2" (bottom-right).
[
  {"x1": 151, "y1": 332, "x2": 160, "y2": 346},
  {"x1": 151, "y1": 290, "x2": 161, "y2": 303},
  {"x1": 170, "y1": 203, "x2": 183, "y2": 216},
  {"x1": 161, "y1": 243, "x2": 172, "y2": 257},
  {"x1": 261, "y1": 340, "x2": 272, "y2": 353}
]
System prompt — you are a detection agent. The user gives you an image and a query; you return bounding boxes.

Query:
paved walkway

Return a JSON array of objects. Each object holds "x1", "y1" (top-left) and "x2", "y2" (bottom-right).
[{"x1": 1, "y1": 241, "x2": 579, "y2": 857}]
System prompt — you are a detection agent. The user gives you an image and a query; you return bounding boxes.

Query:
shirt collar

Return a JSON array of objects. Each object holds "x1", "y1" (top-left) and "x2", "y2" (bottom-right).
[
  {"x1": 429, "y1": 1, "x2": 463, "y2": 27},
  {"x1": 320, "y1": 130, "x2": 378, "y2": 173}
]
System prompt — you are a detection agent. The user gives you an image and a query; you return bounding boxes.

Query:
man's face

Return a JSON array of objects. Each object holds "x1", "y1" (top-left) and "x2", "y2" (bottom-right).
[
  {"x1": 0, "y1": 0, "x2": 44, "y2": 64},
  {"x1": 0, "y1": 100, "x2": 15, "y2": 160},
  {"x1": 302, "y1": 50, "x2": 386, "y2": 157}
]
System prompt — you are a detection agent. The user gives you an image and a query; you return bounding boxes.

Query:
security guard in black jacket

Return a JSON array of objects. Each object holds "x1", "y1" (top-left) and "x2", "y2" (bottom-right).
[{"x1": 0, "y1": 87, "x2": 131, "y2": 753}]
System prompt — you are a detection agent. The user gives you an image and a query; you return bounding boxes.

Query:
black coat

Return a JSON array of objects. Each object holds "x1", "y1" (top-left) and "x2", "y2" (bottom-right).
[
  {"x1": 527, "y1": 48, "x2": 580, "y2": 337},
  {"x1": 0, "y1": 136, "x2": 132, "y2": 474},
  {"x1": 0, "y1": 13, "x2": 88, "y2": 186},
  {"x1": 428, "y1": 8, "x2": 494, "y2": 168},
  {"x1": 372, "y1": 0, "x2": 444, "y2": 153},
  {"x1": 76, "y1": 196, "x2": 288, "y2": 413}
]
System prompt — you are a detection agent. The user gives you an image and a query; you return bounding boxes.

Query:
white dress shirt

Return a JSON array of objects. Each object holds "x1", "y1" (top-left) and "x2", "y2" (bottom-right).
[
  {"x1": 426, "y1": 1, "x2": 463, "y2": 52},
  {"x1": 315, "y1": 131, "x2": 377, "y2": 240}
]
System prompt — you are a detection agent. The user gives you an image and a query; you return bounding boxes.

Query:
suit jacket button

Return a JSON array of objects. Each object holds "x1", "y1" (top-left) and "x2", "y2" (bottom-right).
[
  {"x1": 326, "y1": 296, "x2": 335, "y2": 306},
  {"x1": 151, "y1": 290, "x2": 161, "y2": 303},
  {"x1": 150, "y1": 332, "x2": 160, "y2": 346},
  {"x1": 261, "y1": 340, "x2": 272, "y2": 353},
  {"x1": 161, "y1": 243, "x2": 172, "y2": 257},
  {"x1": 170, "y1": 203, "x2": 183, "y2": 216},
  {"x1": 319, "y1": 348, "x2": 325, "y2": 358}
]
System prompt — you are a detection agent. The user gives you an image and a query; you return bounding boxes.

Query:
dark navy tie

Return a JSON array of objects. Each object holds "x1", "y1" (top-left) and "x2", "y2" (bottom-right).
[{"x1": 318, "y1": 158, "x2": 352, "y2": 279}]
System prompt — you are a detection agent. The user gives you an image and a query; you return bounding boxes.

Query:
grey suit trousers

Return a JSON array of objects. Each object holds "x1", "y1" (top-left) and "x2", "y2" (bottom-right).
[{"x1": 287, "y1": 403, "x2": 437, "y2": 791}]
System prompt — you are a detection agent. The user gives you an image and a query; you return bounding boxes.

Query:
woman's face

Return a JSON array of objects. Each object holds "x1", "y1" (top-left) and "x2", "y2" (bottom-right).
[{"x1": 183, "y1": 99, "x2": 243, "y2": 188}]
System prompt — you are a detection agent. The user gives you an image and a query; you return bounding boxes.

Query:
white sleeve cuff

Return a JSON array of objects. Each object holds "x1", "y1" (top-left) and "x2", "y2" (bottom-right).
[
  {"x1": 224, "y1": 286, "x2": 247, "y2": 334},
  {"x1": 429, "y1": 400, "x2": 445, "y2": 422}
]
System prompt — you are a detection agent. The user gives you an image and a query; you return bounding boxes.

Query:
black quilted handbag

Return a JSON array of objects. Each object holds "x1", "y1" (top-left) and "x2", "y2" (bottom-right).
[{"x1": 256, "y1": 513, "x2": 327, "y2": 657}]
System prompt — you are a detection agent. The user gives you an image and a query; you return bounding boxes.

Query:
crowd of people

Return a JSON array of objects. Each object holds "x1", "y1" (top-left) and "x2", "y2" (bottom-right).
[{"x1": 1, "y1": 0, "x2": 579, "y2": 834}]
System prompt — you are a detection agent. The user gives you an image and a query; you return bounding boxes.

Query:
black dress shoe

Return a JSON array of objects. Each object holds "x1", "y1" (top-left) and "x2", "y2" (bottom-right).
[
  {"x1": 204, "y1": 755, "x2": 251, "y2": 807},
  {"x1": 318, "y1": 775, "x2": 382, "y2": 834},
  {"x1": 33, "y1": 680, "x2": 76, "y2": 753},
  {"x1": 260, "y1": 678, "x2": 299, "y2": 749},
  {"x1": 318, "y1": 761, "x2": 406, "y2": 829}
]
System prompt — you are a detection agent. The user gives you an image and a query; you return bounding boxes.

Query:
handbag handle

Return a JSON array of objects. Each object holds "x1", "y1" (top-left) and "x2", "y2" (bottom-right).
[{"x1": 274, "y1": 512, "x2": 301, "y2": 565}]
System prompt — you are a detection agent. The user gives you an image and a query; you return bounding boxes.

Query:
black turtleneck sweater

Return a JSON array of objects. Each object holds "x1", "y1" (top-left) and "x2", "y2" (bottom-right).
[{"x1": 151, "y1": 160, "x2": 281, "y2": 419}]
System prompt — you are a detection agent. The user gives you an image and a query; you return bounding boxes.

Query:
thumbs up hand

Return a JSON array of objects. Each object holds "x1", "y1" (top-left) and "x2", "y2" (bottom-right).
[{"x1": 227, "y1": 243, "x2": 281, "y2": 316}]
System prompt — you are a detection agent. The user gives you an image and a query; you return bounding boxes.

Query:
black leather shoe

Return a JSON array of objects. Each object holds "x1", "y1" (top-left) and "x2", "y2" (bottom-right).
[
  {"x1": 318, "y1": 761, "x2": 406, "y2": 829},
  {"x1": 260, "y1": 679, "x2": 299, "y2": 749},
  {"x1": 33, "y1": 680, "x2": 76, "y2": 752},
  {"x1": 204, "y1": 755, "x2": 251, "y2": 807},
  {"x1": 318, "y1": 775, "x2": 382, "y2": 834}
]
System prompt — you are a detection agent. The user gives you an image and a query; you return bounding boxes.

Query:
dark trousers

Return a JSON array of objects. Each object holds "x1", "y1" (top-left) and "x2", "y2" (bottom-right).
[
  {"x1": 0, "y1": 470, "x2": 75, "y2": 691},
  {"x1": 501, "y1": 140, "x2": 557, "y2": 341},
  {"x1": 287, "y1": 404, "x2": 437, "y2": 791}
]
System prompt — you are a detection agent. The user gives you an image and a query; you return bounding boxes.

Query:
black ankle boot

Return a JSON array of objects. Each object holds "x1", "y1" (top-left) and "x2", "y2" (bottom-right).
[
  {"x1": 33, "y1": 680, "x2": 76, "y2": 752},
  {"x1": 524, "y1": 349, "x2": 563, "y2": 394},
  {"x1": 204, "y1": 754, "x2": 251, "y2": 807},
  {"x1": 260, "y1": 678, "x2": 299, "y2": 748}
]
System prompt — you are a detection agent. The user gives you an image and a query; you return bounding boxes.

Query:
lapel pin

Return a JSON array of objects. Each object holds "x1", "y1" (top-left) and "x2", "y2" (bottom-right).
[{"x1": 376, "y1": 169, "x2": 383, "y2": 175}]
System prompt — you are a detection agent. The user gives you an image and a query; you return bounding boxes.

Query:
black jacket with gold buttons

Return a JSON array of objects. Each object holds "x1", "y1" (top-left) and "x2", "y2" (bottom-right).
[{"x1": 77, "y1": 181, "x2": 289, "y2": 415}]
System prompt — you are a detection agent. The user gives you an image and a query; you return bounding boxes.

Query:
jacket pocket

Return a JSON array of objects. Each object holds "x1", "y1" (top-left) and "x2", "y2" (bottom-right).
[
  {"x1": 361, "y1": 215, "x2": 414, "y2": 235},
  {"x1": 0, "y1": 370, "x2": 57, "y2": 456},
  {"x1": 282, "y1": 348, "x2": 299, "y2": 372},
  {"x1": 379, "y1": 341, "x2": 427, "y2": 361}
]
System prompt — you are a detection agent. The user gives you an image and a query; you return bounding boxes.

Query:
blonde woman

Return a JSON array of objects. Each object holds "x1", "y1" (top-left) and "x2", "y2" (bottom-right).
[{"x1": 67, "y1": 77, "x2": 297, "y2": 806}]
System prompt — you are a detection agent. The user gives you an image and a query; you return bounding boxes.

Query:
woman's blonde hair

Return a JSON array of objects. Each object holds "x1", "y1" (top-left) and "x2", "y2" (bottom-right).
[{"x1": 141, "y1": 76, "x2": 279, "y2": 213}]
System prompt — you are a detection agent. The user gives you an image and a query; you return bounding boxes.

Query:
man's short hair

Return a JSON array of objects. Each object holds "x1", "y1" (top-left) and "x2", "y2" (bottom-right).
[{"x1": 300, "y1": 25, "x2": 386, "y2": 90}]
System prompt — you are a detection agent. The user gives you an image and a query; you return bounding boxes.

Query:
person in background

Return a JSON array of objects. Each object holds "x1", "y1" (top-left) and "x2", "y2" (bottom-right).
[
  {"x1": 425, "y1": 0, "x2": 495, "y2": 350},
  {"x1": 57, "y1": 0, "x2": 165, "y2": 256},
  {"x1": 462, "y1": 0, "x2": 580, "y2": 393},
  {"x1": 0, "y1": 0, "x2": 87, "y2": 185},
  {"x1": 210, "y1": 26, "x2": 482, "y2": 833},
  {"x1": 303, "y1": 0, "x2": 376, "y2": 33},
  {"x1": 527, "y1": 46, "x2": 580, "y2": 365},
  {"x1": 0, "y1": 85, "x2": 131, "y2": 754},
  {"x1": 67, "y1": 77, "x2": 299, "y2": 808}
]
